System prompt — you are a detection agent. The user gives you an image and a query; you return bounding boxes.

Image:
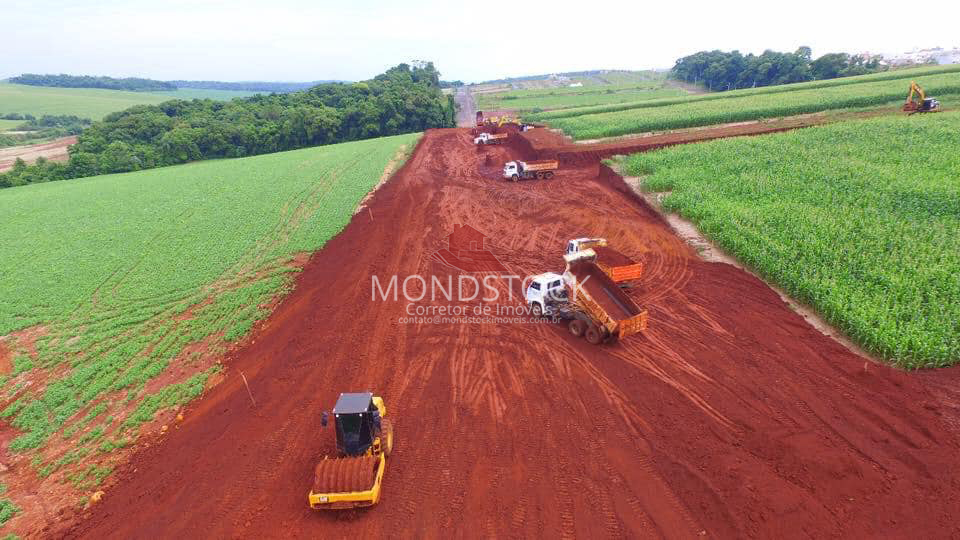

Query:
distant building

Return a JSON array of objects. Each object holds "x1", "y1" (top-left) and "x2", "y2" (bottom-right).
[
  {"x1": 568, "y1": 82, "x2": 583, "y2": 88},
  {"x1": 889, "y1": 47, "x2": 960, "y2": 66}
]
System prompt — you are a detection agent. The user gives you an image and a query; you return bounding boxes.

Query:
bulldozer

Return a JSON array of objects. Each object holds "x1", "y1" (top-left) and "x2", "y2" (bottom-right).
[
  {"x1": 903, "y1": 81, "x2": 941, "y2": 114},
  {"x1": 308, "y1": 392, "x2": 393, "y2": 509}
]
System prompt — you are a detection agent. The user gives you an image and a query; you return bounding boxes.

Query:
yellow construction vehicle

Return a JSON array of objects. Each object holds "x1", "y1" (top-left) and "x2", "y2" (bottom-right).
[
  {"x1": 903, "y1": 81, "x2": 941, "y2": 114},
  {"x1": 308, "y1": 392, "x2": 393, "y2": 510}
]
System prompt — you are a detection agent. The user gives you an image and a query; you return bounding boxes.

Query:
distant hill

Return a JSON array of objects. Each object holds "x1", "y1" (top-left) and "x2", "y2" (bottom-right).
[
  {"x1": 7, "y1": 74, "x2": 348, "y2": 95},
  {"x1": 169, "y1": 80, "x2": 344, "y2": 93},
  {"x1": 10, "y1": 74, "x2": 176, "y2": 92}
]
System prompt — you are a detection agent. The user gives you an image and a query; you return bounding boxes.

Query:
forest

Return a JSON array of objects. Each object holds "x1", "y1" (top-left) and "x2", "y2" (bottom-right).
[
  {"x1": 1, "y1": 62, "x2": 454, "y2": 188},
  {"x1": 671, "y1": 47, "x2": 888, "y2": 91},
  {"x1": 9, "y1": 74, "x2": 177, "y2": 92}
]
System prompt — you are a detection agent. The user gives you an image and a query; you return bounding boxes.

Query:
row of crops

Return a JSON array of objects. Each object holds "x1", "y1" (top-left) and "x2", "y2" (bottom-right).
[
  {"x1": 622, "y1": 112, "x2": 960, "y2": 368},
  {"x1": 527, "y1": 64, "x2": 960, "y2": 122},
  {"x1": 537, "y1": 71, "x2": 960, "y2": 139},
  {"x1": 0, "y1": 133, "x2": 418, "y2": 474},
  {"x1": 476, "y1": 86, "x2": 684, "y2": 114}
]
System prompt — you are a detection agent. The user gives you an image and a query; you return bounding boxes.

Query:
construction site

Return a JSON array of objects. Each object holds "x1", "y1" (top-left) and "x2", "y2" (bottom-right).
[{"x1": 52, "y1": 111, "x2": 960, "y2": 538}]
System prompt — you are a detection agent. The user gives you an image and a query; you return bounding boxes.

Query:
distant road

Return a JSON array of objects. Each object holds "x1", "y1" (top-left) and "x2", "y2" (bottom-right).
[{"x1": 453, "y1": 87, "x2": 476, "y2": 127}]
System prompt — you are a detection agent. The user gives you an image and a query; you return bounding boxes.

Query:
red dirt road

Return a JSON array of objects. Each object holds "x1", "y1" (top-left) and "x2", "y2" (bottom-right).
[
  {"x1": 0, "y1": 136, "x2": 76, "y2": 172},
  {"x1": 60, "y1": 128, "x2": 960, "y2": 538}
]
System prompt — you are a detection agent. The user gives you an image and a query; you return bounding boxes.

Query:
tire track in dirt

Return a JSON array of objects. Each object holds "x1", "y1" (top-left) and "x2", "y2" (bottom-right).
[{"x1": 56, "y1": 128, "x2": 960, "y2": 539}]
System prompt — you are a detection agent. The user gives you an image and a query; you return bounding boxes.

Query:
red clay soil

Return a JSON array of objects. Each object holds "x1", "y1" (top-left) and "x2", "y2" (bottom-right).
[
  {"x1": 592, "y1": 245, "x2": 636, "y2": 267},
  {"x1": 568, "y1": 260, "x2": 640, "y2": 320},
  {"x1": 0, "y1": 136, "x2": 77, "y2": 172},
  {"x1": 55, "y1": 128, "x2": 960, "y2": 538},
  {"x1": 521, "y1": 119, "x2": 825, "y2": 165}
]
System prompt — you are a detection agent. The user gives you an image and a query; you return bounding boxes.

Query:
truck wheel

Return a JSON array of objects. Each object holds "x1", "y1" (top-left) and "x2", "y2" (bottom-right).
[
  {"x1": 569, "y1": 319, "x2": 586, "y2": 337},
  {"x1": 530, "y1": 302, "x2": 543, "y2": 318},
  {"x1": 544, "y1": 171, "x2": 554, "y2": 179},
  {"x1": 382, "y1": 419, "x2": 394, "y2": 456},
  {"x1": 511, "y1": 174, "x2": 519, "y2": 182},
  {"x1": 585, "y1": 325, "x2": 603, "y2": 345},
  {"x1": 536, "y1": 172, "x2": 544, "y2": 179}
]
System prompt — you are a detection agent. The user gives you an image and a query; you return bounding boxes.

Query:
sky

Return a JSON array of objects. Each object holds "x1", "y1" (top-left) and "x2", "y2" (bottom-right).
[{"x1": 5, "y1": 0, "x2": 960, "y2": 83}]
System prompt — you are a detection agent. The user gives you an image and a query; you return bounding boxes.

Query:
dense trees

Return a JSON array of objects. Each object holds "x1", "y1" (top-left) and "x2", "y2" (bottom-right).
[
  {"x1": 671, "y1": 48, "x2": 887, "y2": 91},
  {"x1": 10, "y1": 74, "x2": 176, "y2": 92},
  {"x1": 1, "y1": 62, "x2": 455, "y2": 188}
]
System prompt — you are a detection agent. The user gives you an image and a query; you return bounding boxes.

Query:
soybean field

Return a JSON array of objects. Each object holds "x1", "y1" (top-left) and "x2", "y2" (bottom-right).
[{"x1": 0, "y1": 133, "x2": 418, "y2": 486}]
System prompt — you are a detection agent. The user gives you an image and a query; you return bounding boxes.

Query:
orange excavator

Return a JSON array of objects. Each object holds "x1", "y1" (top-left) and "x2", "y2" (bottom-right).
[{"x1": 902, "y1": 81, "x2": 941, "y2": 114}]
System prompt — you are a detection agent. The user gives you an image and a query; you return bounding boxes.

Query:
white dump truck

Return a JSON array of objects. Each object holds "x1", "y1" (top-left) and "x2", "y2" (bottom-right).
[
  {"x1": 525, "y1": 252, "x2": 648, "y2": 345},
  {"x1": 474, "y1": 132, "x2": 507, "y2": 145},
  {"x1": 502, "y1": 159, "x2": 558, "y2": 181}
]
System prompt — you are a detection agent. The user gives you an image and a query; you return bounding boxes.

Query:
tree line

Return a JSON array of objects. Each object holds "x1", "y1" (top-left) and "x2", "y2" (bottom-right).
[
  {"x1": 169, "y1": 80, "x2": 335, "y2": 93},
  {"x1": 9, "y1": 74, "x2": 177, "y2": 92},
  {"x1": 1, "y1": 62, "x2": 455, "y2": 188},
  {"x1": 671, "y1": 47, "x2": 887, "y2": 91}
]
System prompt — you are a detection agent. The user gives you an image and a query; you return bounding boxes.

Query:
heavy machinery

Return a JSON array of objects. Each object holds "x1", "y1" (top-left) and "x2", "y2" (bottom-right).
[
  {"x1": 474, "y1": 132, "x2": 507, "y2": 145},
  {"x1": 565, "y1": 238, "x2": 644, "y2": 283},
  {"x1": 308, "y1": 392, "x2": 393, "y2": 510},
  {"x1": 476, "y1": 110, "x2": 484, "y2": 127},
  {"x1": 503, "y1": 159, "x2": 558, "y2": 181},
  {"x1": 526, "y1": 252, "x2": 648, "y2": 344},
  {"x1": 903, "y1": 81, "x2": 941, "y2": 114}
]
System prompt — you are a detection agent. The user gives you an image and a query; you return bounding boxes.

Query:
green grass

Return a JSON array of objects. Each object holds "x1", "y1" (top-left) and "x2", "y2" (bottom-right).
[
  {"x1": 0, "y1": 133, "x2": 418, "y2": 470},
  {"x1": 147, "y1": 88, "x2": 260, "y2": 101},
  {"x1": 477, "y1": 84, "x2": 684, "y2": 113},
  {"x1": 540, "y1": 70, "x2": 960, "y2": 139},
  {"x1": 529, "y1": 64, "x2": 960, "y2": 122},
  {"x1": 622, "y1": 112, "x2": 960, "y2": 368},
  {"x1": 0, "y1": 120, "x2": 22, "y2": 133},
  {"x1": 0, "y1": 82, "x2": 174, "y2": 120}
]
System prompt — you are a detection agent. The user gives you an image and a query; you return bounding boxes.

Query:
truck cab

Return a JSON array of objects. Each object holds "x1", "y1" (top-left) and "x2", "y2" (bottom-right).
[
  {"x1": 566, "y1": 237, "x2": 607, "y2": 255},
  {"x1": 525, "y1": 272, "x2": 568, "y2": 317},
  {"x1": 503, "y1": 160, "x2": 521, "y2": 179}
]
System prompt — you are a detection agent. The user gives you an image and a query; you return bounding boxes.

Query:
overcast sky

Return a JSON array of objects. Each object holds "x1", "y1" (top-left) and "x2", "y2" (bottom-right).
[{"x1": 6, "y1": 0, "x2": 959, "y2": 83}]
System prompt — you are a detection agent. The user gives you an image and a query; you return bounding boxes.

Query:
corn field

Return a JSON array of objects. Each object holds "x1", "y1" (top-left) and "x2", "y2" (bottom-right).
[{"x1": 623, "y1": 112, "x2": 960, "y2": 368}]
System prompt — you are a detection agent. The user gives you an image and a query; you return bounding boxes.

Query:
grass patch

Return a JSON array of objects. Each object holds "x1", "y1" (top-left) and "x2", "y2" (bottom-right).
[
  {"x1": 0, "y1": 134, "x2": 418, "y2": 468},
  {"x1": 0, "y1": 83, "x2": 172, "y2": 121}
]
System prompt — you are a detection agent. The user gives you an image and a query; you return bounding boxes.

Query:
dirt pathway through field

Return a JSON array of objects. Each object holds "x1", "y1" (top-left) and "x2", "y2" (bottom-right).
[
  {"x1": 454, "y1": 87, "x2": 477, "y2": 127},
  {"x1": 58, "y1": 128, "x2": 960, "y2": 539},
  {"x1": 0, "y1": 136, "x2": 76, "y2": 173}
]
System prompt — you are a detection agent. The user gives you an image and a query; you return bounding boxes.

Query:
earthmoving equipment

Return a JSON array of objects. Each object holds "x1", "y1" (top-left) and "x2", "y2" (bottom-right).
[
  {"x1": 476, "y1": 111, "x2": 484, "y2": 127},
  {"x1": 566, "y1": 238, "x2": 643, "y2": 284},
  {"x1": 308, "y1": 392, "x2": 393, "y2": 510},
  {"x1": 526, "y1": 252, "x2": 648, "y2": 344},
  {"x1": 503, "y1": 159, "x2": 558, "y2": 181},
  {"x1": 903, "y1": 81, "x2": 941, "y2": 114},
  {"x1": 474, "y1": 132, "x2": 508, "y2": 145}
]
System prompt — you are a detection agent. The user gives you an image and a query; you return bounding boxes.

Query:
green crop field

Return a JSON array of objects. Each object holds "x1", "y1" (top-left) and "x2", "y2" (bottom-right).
[
  {"x1": 0, "y1": 82, "x2": 175, "y2": 120},
  {"x1": 0, "y1": 133, "x2": 418, "y2": 487},
  {"x1": 476, "y1": 84, "x2": 685, "y2": 113},
  {"x1": 0, "y1": 119, "x2": 21, "y2": 132},
  {"x1": 538, "y1": 71, "x2": 960, "y2": 139},
  {"x1": 528, "y1": 64, "x2": 960, "y2": 122},
  {"x1": 622, "y1": 112, "x2": 960, "y2": 368}
]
